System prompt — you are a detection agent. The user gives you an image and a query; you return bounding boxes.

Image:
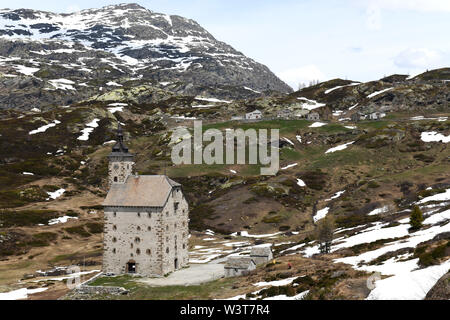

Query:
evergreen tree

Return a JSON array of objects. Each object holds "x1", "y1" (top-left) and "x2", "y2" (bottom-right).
[{"x1": 410, "y1": 205, "x2": 424, "y2": 230}]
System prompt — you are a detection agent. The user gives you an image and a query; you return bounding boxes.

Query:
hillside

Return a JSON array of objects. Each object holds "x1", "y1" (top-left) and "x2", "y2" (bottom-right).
[{"x1": 0, "y1": 4, "x2": 449, "y2": 301}]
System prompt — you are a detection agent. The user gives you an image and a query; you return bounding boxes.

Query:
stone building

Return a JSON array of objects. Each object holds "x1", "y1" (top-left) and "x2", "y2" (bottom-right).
[
  {"x1": 102, "y1": 125, "x2": 189, "y2": 277},
  {"x1": 250, "y1": 245, "x2": 273, "y2": 265},
  {"x1": 224, "y1": 257, "x2": 256, "y2": 277},
  {"x1": 307, "y1": 112, "x2": 320, "y2": 121},
  {"x1": 277, "y1": 109, "x2": 292, "y2": 119}
]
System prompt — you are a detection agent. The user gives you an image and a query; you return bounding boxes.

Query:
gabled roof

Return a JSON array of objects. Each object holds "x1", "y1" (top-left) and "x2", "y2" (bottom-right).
[
  {"x1": 224, "y1": 256, "x2": 256, "y2": 269},
  {"x1": 103, "y1": 175, "x2": 180, "y2": 208},
  {"x1": 250, "y1": 245, "x2": 272, "y2": 257}
]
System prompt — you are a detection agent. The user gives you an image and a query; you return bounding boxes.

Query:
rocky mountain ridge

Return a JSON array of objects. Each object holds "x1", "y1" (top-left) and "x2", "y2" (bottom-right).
[{"x1": 0, "y1": 3, "x2": 292, "y2": 111}]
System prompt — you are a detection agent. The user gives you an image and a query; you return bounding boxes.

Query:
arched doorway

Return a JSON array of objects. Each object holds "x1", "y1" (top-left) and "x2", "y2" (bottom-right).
[{"x1": 126, "y1": 260, "x2": 136, "y2": 273}]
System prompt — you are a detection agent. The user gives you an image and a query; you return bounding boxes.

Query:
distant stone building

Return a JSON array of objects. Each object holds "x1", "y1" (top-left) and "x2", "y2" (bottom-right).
[
  {"x1": 352, "y1": 111, "x2": 386, "y2": 121},
  {"x1": 224, "y1": 257, "x2": 256, "y2": 277},
  {"x1": 277, "y1": 109, "x2": 292, "y2": 119},
  {"x1": 351, "y1": 112, "x2": 366, "y2": 122},
  {"x1": 307, "y1": 112, "x2": 320, "y2": 121},
  {"x1": 102, "y1": 125, "x2": 189, "y2": 277},
  {"x1": 250, "y1": 245, "x2": 273, "y2": 265},
  {"x1": 245, "y1": 109, "x2": 263, "y2": 120},
  {"x1": 368, "y1": 112, "x2": 386, "y2": 120}
]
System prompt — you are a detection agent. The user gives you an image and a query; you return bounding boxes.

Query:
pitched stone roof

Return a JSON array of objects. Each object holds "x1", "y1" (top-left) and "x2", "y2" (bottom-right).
[
  {"x1": 250, "y1": 245, "x2": 272, "y2": 257},
  {"x1": 103, "y1": 175, "x2": 180, "y2": 208},
  {"x1": 224, "y1": 256, "x2": 256, "y2": 269}
]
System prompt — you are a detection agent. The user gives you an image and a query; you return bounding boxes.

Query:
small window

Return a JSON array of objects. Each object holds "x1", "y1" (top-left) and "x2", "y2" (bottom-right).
[
  {"x1": 147, "y1": 226, "x2": 151, "y2": 231},
  {"x1": 137, "y1": 212, "x2": 141, "y2": 217},
  {"x1": 182, "y1": 221, "x2": 185, "y2": 227},
  {"x1": 113, "y1": 225, "x2": 117, "y2": 231},
  {"x1": 166, "y1": 247, "x2": 169, "y2": 254},
  {"x1": 112, "y1": 248, "x2": 116, "y2": 254},
  {"x1": 112, "y1": 237, "x2": 117, "y2": 243},
  {"x1": 147, "y1": 212, "x2": 151, "y2": 218},
  {"x1": 137, "y1": 226, "x2": 141, "y2": 231},
  {"x1": 135, "y1": 237, "x2": 140, "y2": 243},
  {"x1": 174, "y1": 223, "x2": 177, "y2": 228},
  {"x1": 166, "y1": 236, "x2": 169, "y2": 242},
  {"x1": 174, "y1": 202, "x2": 179, "y2": 211},
  {"x1": 113, "y1": 212, "x2": 117, "y2": 217},
  {"x1": 130, "y1": 243, "x2": 134, "y2": 248},
  {"x1": 136, "y1": 248, "x2": 141, "y2": 255},
  {"x1": 182, "y1": 244, "x2": 185, "y2": 249},
  {"x1": 114, "y1": 177, "x2": 118, "y2": 182},
  {"x1": 146, "y1": 249, "x2": 151, "y2": 255},
  {"x1": 166, "y1": 225, "x2": 169, "y2": 231}
]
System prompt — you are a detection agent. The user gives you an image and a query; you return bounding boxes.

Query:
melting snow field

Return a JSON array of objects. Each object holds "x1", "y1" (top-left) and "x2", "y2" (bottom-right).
[
  {"x1": 48, "y1": 216, "x2": 78, "y2": 225},
  {"x1": 48, "y1": 79, "x2": 76, "y2": 90},
  {"x1": 420, "y1": 131, "x2": 450, "y2": 143},
  {"x1": 366, "y1": 260, "x2": 450, "y2": 300},
  {"x1": 287, "y1": 185, "x2": 450, "y2": 300},
  {"x1": 313, "y1": 207, "x2": 329, "y2": 223},
  {"x1": 231, "y1": 231, "x2": 281, "y2": 238},
  {"x1": 77, "y1": 119, "x2": 100, "y2": 141},
  {"x1": 309, "y1": 122, "x2": 327, "y2": 128},
  {"x1": 325, "y1": 190, "x2": 345, "y2": 201},
  {"x1": 29, "y1": 120, "x2": 61, "y2": 135},
  {"x1": 281, "y1": 163, "x2": 298, "y2": 170},
  {"x1": 46, "y1": 188, "x2": 65, "y2": 200},
  {"x1": 254, "y1": 277, "x2": 297, "y2": 287},
  {"x1": 297, "y1": 97, "x2": 326, "y2": 110},
  {"x1": 324, "y1": 83, "x2": 359, "y2": 94},
  {"x1": 325, "y1": 141, "x2": 354, "y2": 153},
  {"x1": 0, "y1": 287, "x2": 48, "y2": 300},
  {"x1": 367, "y1": 87, "x2": 393, "y2": 98}
]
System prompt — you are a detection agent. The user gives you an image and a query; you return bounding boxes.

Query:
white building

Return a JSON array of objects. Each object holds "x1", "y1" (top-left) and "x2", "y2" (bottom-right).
[
  {"x1": 245, "y1": 109, "x2": 263, "y2": 120},
  {"x1": 102, "y1": 125, "x2": 189, "y2": 277}
]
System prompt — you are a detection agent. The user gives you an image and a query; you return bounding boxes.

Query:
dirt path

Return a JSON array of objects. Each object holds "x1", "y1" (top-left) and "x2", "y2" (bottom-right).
[{"x1": 138, "y1": 262, "x2": 224, "y2": 286}]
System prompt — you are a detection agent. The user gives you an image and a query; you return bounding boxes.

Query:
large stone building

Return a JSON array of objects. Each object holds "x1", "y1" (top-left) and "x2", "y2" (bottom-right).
[{"x1": 102, "y1": 126, "x2": 189, "y2": 277}]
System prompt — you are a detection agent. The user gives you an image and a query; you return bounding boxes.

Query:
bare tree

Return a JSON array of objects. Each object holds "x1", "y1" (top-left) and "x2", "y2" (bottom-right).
[{"x1": 316, "y1": 216, "x2": 335, "y2": 254}]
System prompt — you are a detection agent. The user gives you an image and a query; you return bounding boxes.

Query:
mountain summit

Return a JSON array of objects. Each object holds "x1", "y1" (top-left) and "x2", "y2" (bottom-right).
[{"x1": 0, "y1": 3, "x2": 292, "y2": 110}]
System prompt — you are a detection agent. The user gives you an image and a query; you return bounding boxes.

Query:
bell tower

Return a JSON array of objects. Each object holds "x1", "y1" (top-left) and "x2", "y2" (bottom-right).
[{"x1": 108, "y1": 124, "x2": 134, "y2": 186}]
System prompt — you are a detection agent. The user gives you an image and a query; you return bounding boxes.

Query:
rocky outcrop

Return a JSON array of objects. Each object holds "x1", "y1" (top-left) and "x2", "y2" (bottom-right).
[{"x1": 425, "y1": 271, "x2": 450, "y2": 300}]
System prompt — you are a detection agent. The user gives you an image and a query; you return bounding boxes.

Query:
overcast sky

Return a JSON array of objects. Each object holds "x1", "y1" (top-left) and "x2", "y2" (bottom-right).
[{"x1": 3, "y1": 0, "x2": 449, "y2": 89}]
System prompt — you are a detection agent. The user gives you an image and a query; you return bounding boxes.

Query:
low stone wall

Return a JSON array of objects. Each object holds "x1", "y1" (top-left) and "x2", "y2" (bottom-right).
[{"x1": 74, "y1": 285, "x2": 128, "y2": 296}]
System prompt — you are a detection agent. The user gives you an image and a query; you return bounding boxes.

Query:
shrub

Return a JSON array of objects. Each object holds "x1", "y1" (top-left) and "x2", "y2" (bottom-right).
[
  {"x1": 410, "y1": 205, "x2": 424, "y2": 230},
  {"x1": 65, "y1": 226, "x2": 91, "y2": 237}
]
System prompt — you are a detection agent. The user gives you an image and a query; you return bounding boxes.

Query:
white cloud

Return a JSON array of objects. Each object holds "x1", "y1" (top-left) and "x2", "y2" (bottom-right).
[
  {"x1": 277, "y1": 65, "x2": 327, "y2": 89},
  {"x1": 373, "y1": 0, "x2": 450, "y2": 12},
  {"x1": 366, "y1": 4, "x2": 382, "y2": 30},
  {"x1": 394, "y1": 48, "x2": 442, "y2": 69},
  {"x1": 66, "y1": 5, "x2": 81, "y2": 13},
  {"x1": 363, "y1": 0, "x2": 450, "y2": 30}
]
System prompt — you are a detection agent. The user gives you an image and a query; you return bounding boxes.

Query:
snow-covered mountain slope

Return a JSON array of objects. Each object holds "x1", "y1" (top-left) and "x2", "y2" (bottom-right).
[{"x1": 0, "y1": 3, "x2": 292, "y2": 110}]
